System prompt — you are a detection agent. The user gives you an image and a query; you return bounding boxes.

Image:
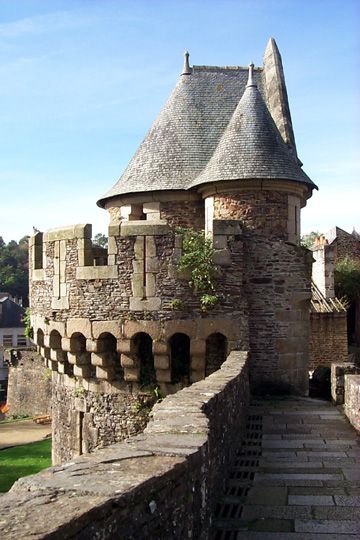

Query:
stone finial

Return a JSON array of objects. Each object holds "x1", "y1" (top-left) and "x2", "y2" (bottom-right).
[
  {"x1": 246, "y1": 62, "x2": 256, "y2": 87},
  {"x1": 182, "y1": 50, "x2": 191, "y2": 75}
]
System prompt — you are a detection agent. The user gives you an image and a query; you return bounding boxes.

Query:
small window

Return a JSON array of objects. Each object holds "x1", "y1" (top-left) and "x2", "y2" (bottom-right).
[
  {"x1": 33, "y1": 232, "x2": 43, "y2": 270},
  {"x1": 17, "y1": 335, "x2": 27, "y2": 346},
  {"x1": 3, "y1": 335, "x2": 13, "y2": 346}
]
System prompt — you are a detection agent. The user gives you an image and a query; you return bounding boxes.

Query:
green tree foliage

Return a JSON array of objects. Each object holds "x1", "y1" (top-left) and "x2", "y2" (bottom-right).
[
  {"x1": 335, "y1": 257, "x2": 360, "y2": 301},
  {"x1": 0, "y1": 236, "x2": 29, "y2": 305},
  {"x1": 176, "y1": 228, "x2": 219, "y2": 310},
  {"x1": 301, "y1": 231, "x2": 322, "y2": 249},
  {"x1": 93, "y1": 233, "x2": 108, "y2": 248}
]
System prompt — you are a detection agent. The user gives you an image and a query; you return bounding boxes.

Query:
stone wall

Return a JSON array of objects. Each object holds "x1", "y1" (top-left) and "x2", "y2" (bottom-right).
[
  {"x1": 5, "y1": 347, "x2": 52, "y2": 417},
  {"x1": 331, "y1": 362, "x2": 360, "y2": 405},
  {"x1": 214, "y1": 191, "x2": 289, "y2": 240},
  {"x1": 309, "y1": 312, "x2": 348, "y2": 371},
  {"x1": 51, "y1": 373, "x2": 156, "y2": 464},
  {"x1": 0, "y1": 351, "x2": 250, "y2": 540},
  {"x1": 344, "y1": 374, "x2": 360, "y2": 432},
  {"x1": 244, "y1": 235, "x2": 312, "y2": 394}
]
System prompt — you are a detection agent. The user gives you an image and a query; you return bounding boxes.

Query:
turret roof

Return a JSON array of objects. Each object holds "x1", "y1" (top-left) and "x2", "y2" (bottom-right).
[
  {"x1": 191, "y1": 64, "x2": 316, "y2": 189},
  {"x1": 97, "y1": 43, "x2": 316, "y2": 207}
]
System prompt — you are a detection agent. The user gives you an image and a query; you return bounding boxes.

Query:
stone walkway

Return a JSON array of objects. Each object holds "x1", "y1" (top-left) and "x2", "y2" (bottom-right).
[{"x1": 212, "y1": 396, "x2": 360, "y2": 539}]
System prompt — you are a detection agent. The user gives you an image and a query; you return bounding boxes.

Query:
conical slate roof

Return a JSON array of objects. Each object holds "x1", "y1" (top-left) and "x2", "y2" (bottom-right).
[
  {"x1": 191, "y1": 65, "x2": 316, "y2": 189},
  {"x1": 97, "y1": 65, "x2": 265, "y2": 206},
  {"x1": 97, "y1": 45, "x2": 316, "y2": 208}
]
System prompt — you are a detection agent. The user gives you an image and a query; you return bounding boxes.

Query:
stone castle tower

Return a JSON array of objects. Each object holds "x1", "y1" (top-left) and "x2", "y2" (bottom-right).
[{"x1": 29, "y1": 39, "x2": 316, "y2": 464}]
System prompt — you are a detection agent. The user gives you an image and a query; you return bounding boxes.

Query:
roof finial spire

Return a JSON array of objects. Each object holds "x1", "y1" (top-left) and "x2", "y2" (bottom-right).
[
  {"x1": 246, "y1": 62, "x2": 256, "y2": 88},
  {"x1": 182, "y1": 50, "x2": 191, "y2": 75}
]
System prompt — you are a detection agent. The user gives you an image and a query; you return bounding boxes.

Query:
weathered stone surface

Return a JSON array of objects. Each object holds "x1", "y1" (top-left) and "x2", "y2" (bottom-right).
[{"x1": 0, "y1": 351, "x2": 250, "y2": 540}]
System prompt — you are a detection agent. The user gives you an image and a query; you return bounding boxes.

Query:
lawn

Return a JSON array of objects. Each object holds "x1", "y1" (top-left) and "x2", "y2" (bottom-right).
[{"x1": 0, "y1": 438, "x2": 52, "y2": 492}]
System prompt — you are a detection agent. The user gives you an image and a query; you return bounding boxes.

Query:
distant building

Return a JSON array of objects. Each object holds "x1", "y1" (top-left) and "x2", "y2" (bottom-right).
[
  {"x1": 312, "y1": 227, "x2": 360, "y2": 347},
  {"x1": 0, "y1": 293, "x2": 29, "y2": 401}
]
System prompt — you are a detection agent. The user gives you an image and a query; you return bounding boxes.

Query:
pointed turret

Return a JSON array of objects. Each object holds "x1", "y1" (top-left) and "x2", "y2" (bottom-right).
[
  {"x1": 263, "y1": 37, "x2": 297, "y2": 153},
  {"x1": 190, "y1": 63, "x2": 316, "y2": 191}
]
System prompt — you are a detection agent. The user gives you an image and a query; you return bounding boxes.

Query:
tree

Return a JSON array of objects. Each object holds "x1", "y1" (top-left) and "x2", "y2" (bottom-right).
[
  {"x1": 93, "y1": 233, "x2": 108, "y2": 248},
  {"x1": 301, "y1": 231, "x2": 322, "y2": 249},
  {"x1": 0, "y1": 237, "x2": 29, "y2": 305}
]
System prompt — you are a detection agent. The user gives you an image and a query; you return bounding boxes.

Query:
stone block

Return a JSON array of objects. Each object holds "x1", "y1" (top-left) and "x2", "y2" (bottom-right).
[
  {"x1": 32, "y1": 269, "x2": 45, "y2": 281},
  {"x1": 129, "y1": 297, "x2": 161, "y2": 311},
  {"x1": 107, "y1": 236, "x2": 117, "y2": 255},
  {"x1": 124, "y1": 320, "x2": 161, "y2": 340},
  {"x1": 121, "y1": 354, "x2": 135, "y2": 368},
  {"x1": 50, "y1": 349, "x2": 66, "y2": 363},
  {"x1": 213, "y1": 220, "x2": 242, "y2": 236},
  {"x1": 66, "y1": 318, "x2": 93, "y2": 339},
  {"x1": 92, "y1": 321, "x2": 122, "y2": 339},
  {"x1": 213, "y1": 249, "x2": 231, "y2": 266},
  {"x1": 91, "y1": 352, "x2": 112, "y2": 367},
  {"x1": 154, "y1": 355, "x2": 170, "y2": 370},
  {"x1": 121, "y1": 221, "x2": 170, "y2": 237},
  {"x1": 124, "y1": 367, "x2": 139, "y2": 382},
  {"x1": 143, "y1": 202, "x2": 160, "y2": 214},
  {"x1": 146, "y1": 258, "x2": 159, "y2": 273},
  {"x1": 73, "y1": 364, "x2": 92, "y2": 378},
  {"x1": 61, "y1": 337, "x2": 71, "y2": 352},
  {"x1": 145, "y1": 273, "x2": 157, "y2": 297},
  {"x1": 76, "y1": 265, "x2": 118, "y2": 280},
  {"x1": 132, "y1": 260, "x2": 143, "y2": 274},
  {"x1": 44, "y1": 223, "x2": 91, "y2": 242},
  {"x1": 134, "y1": 237, "x2": 144, "y2": 259},
  {"x1": 131, "y1": 274, "x2": 145, "y2": 297},
  {"x1": 146, "y1": 236, "x2": 156, "y2": 257},
  {"x1": 155, "y1": 369, "x2": 172, "y2": 383},
  {"x1": 190, "y1": 340, "x2": 206, "y2": 356},
  {"x1": 59, "y1": 240, "x2": 66, "y2": 261},
  {"x1": 153, "y1": 341, "x2": 168, "y2": 355},
  {"x1": 191, "y1": 356, "x2": 205, "y2": 370},
  {"x1": 96, "y1": 366, "x2": 116, "y2": 381},
  {"x1": 213, "y1": 235, "x2": 228, "y2": 250},
  {"x1": 108, "y1": 224, "x2": 120, "y2": 236}
]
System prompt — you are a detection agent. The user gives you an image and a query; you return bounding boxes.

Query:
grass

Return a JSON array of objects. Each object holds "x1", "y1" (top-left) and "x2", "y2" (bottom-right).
[{"x1": 0, "y1": 438, "x2": 52, "y2": 492}]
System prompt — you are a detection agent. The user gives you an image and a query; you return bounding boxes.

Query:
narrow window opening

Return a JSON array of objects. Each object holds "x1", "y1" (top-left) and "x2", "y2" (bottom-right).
[
  {"x1": 170, "y1": 333, "x2": 190, "y2": 385},
  {"x1": 205, "y1": 333, "x2": 227, "y2": 376}
]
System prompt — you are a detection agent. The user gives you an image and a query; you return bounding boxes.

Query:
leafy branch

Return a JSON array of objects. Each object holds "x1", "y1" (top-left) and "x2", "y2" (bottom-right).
[{"x1": 176, "y1": 228, "x2": 219, "y2": 310}]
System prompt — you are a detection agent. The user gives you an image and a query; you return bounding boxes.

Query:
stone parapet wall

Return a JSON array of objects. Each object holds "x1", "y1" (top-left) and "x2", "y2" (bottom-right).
[
  {"x1": 344, "y1": 374, "x2": 360, "y2": 432},
  {"x1": 51, "y1": 373, "x2": 156, "y2": 464},
  {"x1": 0, "y1": 351, "x2": 250, "y2": 540},
  {"x1": 310, "y1": 312, "x2": 348, "y2": 371},
  {"x1": 5, "y1": 347, "x2": 51, "y2": 417},
  {"x1": 331, "y1": 362, "x2": 360, "y2": 405}
]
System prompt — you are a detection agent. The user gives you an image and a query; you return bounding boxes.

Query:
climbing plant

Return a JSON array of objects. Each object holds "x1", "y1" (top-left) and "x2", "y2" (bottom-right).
[
  {"x1": 23, "y1": 307, "x2": 33, "y2": 340},
  {"x1": 176, "y1": 228, "x2": 219, "y2": 310}
]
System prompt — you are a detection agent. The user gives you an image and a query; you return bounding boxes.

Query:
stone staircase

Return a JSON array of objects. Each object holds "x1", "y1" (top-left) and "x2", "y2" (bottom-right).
[{"x1": 212, "y1": 397, "x2": 360, "y2": 539}]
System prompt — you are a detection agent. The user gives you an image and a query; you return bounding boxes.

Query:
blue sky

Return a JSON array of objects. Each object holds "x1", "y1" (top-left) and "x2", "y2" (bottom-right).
[{"x1": 0, "y1": 0, "x2": 359, "y2": 242}]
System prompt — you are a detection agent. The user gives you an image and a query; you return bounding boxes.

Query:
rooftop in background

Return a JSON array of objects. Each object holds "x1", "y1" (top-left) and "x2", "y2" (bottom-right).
[{"x1": 0, "y1": 296, "x2": 25, "y2": 328}]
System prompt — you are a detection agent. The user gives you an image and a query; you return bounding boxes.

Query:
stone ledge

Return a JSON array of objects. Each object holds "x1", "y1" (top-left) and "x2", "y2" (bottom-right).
[
  {"x1": 76, "y1": 265, "x2": 118, "y2": 280},
  {"x1": 32, "y1": 269, "x2": 45, "y2": 281},
  {"x1": 44, "y1": 224, "x2": 91, "y2": 242},
  {"x1": 120, "y1": 220, "x2": 170, "y2": 237},
  {"x1": 0, "y1": 351, "x2": 249, "y2": 539}
]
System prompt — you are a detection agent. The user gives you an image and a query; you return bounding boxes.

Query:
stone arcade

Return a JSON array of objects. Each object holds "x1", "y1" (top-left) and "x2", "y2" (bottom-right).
[{"x1": 29, "y1": 39, "x2": 317, "y2": 464}]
